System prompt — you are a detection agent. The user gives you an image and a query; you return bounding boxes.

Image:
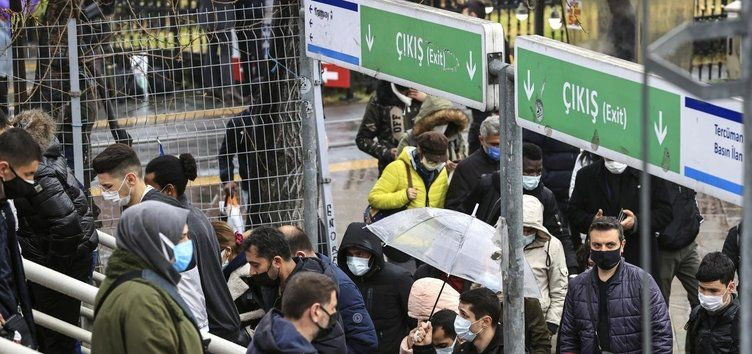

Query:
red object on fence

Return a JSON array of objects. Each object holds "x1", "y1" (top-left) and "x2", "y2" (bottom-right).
[{"x1": 321, "y1": 63, "x2": 350, "y2": 88}]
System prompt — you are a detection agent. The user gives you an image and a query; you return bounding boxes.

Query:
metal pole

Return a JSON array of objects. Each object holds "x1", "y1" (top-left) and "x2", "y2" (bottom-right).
[
  {"x1": 639, "y1": 0, "x2": 652, "y2": 352},
  {"x1": 534, "y1": 0, "x2": 545, "y2": 35},
  {"x1": 67, "y1": 19, "x2": 84, "y2": 183},
  {"x1": 493, "y1": 60, "x2": 524, "y2": 353},
  {"x1": 298, "y1": 10, "x2": 320, "y2": 248},
  {"x1": 740, "y1": 0, "x2": 752, "y2": 351}
]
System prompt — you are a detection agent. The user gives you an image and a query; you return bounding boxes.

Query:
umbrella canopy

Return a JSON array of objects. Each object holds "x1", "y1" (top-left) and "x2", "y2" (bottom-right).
[{"x1": 367, "y1": 207, "x2": 540, "y2": 298}]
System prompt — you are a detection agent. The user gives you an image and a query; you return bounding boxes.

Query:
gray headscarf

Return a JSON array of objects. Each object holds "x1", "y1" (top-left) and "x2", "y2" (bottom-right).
[{"x1": 116, "y1": 200, "x2": 190, "y2": 285}]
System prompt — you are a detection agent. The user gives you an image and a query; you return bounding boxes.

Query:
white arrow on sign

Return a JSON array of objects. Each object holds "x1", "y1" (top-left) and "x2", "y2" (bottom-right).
[
  {"x1": 466, "y1": 51, "x2": 477, "y2": 80},
  {"x1": 322, "y1": 68, "x2": 339, "y2": 83},
  {"x1": 365, "y1": 25, "x2": 374, "y2": 51},
  {"x1": 654, "y1": 111, "x2": 668, "y2": 146},
  {"x1": 524, "y1": 69, "x2": 535, "y2": 100}
]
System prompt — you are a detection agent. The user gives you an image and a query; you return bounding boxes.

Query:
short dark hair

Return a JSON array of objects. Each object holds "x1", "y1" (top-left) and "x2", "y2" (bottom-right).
[
  {"x1": 522, "y1": 142, "x2": 543, "y2": 161},
  {"x1": 242, "y1": 226, "x2": 292, "y2": 261},
  {"x1": 280, "y1": 225, "x2": 314, "y2": 254},
  {"x1": 589, "y1": 216, "x2": 625, "y2": 241},
  {"x1": 696, "y1": 252, "x2": 736, "y2": 285},
  {"x1": 0, "y1": 128, "x2": 42, "y2": 167},
  {"x1": 431, "y1": 309, "x2": 457, "y2": 339},
  {"x1": 145, "y1": 153, "x2": 198, "y2": 196},
  {"x1": 282, "y1": 272, "x2": 338, "y2": 320},
  {"x1": 459, "y1": 287, "x2": 500, "y2": 326},
  {"x1": 92, "y1": 143, "x2": 142, "y2": 177}
]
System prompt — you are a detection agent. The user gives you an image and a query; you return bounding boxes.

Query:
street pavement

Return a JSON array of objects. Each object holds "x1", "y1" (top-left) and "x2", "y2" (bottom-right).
[{"x1": 322, "y1": 100, "x2": 742, "y2": 353}]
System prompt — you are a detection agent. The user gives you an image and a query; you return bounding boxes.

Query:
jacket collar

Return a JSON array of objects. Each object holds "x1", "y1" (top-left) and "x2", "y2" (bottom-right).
[{"x1": 589, "y1": 259, "x2": 626, "y2": 288}]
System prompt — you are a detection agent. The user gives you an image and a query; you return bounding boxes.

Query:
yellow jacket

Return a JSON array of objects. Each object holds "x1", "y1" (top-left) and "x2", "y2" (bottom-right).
[{"x1": 368, "y1": 147, "x2": 449, "y2": 210}]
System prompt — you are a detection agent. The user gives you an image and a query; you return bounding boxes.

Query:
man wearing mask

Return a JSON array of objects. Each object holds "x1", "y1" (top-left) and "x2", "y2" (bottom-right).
[
  {"x1": 244, "y1": 227, "x2": 347, "y2": 353},
  {"x1": 685, "y1": 252, "x2": 740, "y2": 353},
  {"x1": 567, "y1": 157, "x2": 672, "y2": 276},
  {"x1": 445, "y1": 116, "x2": 500, "y2": 211},
  {"x1": 460, "y1": 143, "x2": 578, "y2": 274},
  {"x1": 558, "y1": 217, "x2": 672, "y2": 353},
  {"x1": 248, "y1": 272, "x2": 339, "y2": 354},
  {"x1": 0, "y1": 128, "x2": 41, "y2": 348},
  {"x1": 337, "y1": 222, "x2": 413, "y2": 354}
]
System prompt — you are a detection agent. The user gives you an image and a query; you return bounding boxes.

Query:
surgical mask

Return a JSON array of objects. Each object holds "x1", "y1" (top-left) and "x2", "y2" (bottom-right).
[
  {"x1": 699, "y1": 290, "x2": 728, "y2": 312},
  {"x1": 435, "y1": 343, "x2": 456, "y2": 354},
  {"x1": 102, "y1": 176, "x2": 132, "y2": 206},
  {"x1": 485, "y1": 145, "x2": 500, "y2": 161},
  {"x1": 347, "y1": 256, "x2": 370, "y2": 276},
  {"x1": 522, "y1": 175, "x2": 541, "y2": 191},
  {"x1": 391, "y1": 83, "x2": 412, "y2": 108},
  {"x1": 420, "y1": 157, "x2": 444, "y2": 171},
  {"x1": 604, "y1": 160, "x2": 628, "y2": 174},
  {"x1": 454, "y1": 316, "x2": 481, "y2": 343},
  {"x1": 590, "y1": 248, "x2": 621, "y2": 270},
  {"x1": 172, "y1": 239, "x2": 194, "y2": 273},
  {"x1": 523, "y1": 233, "x2": 536, "y2": 247},
  {"x1": 220, "y1": 249, "x2": 230, "y2": 268}
]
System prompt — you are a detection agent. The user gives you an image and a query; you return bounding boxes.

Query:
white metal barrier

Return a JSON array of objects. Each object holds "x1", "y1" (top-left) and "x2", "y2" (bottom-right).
[
  {"x1": 0, "y1": 337, "x2": 40, "y2": 354},
  {"x1": 23, "y1": 232, "x2": 247, "y2": 354}
]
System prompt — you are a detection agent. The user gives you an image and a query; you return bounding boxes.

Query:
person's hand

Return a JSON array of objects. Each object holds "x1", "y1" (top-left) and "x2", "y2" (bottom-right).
[
  {"x1": 413, "y1": 321, "x2": 433, "y2": 346},
  {"x1": 223, "y1": 181, "x2": 238, "y2": 198},
  {"x1": 407, "y1": 188, "x2": 418, "y2": 201},
  {"x1": 446, "y1": 160, "x2": 458, "y2": 172},
  {"x1": 407, "y1": 89, "x2": 427, "y2": 102},
  {"x1": 593, "y1": 209, "x2": 604, "y2": 220},
  {"x1": 621, "y1": 209, "x2": 636, "y2": 230},
  {"x1": 0, "y1": 313, "x2": 5, "y2": 326},
  {"x1": 390, "y1": 148, "x2": 398, "y2": 159},
  {"x1": 406, "y1": 327, "x2": 419, "y2": 349}
]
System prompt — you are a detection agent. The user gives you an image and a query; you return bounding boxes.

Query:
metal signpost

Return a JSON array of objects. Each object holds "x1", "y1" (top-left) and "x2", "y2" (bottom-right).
[
  {"x1": 303, "y1": 0, "x2": 505, "y2": 110},
  {"x1": 515, "y1": 35, "x2": 744, "y2": 206}
]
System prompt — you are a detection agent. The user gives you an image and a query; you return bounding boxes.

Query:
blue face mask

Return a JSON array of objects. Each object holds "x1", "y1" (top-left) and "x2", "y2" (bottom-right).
[
  {"x1": 485, "y1": 146, "x2": 500, "y2": 161},
  {"x1": 172, "y1": 239, "x2": 194, "y2": 272}
]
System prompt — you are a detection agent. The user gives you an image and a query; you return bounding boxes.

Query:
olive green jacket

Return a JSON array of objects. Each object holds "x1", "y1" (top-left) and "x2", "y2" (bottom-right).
[{"x1": 92, "y1": 249, "x2": 204, "y2": 354}]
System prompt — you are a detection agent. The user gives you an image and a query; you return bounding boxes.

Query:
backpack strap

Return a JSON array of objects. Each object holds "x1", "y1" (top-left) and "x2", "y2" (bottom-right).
[
  {"x1": 401, "y1": 160, "x2": 413, "y2": 189},
  {"x1": 94, "y1": 270, "x2": 142, "y2": 318}
]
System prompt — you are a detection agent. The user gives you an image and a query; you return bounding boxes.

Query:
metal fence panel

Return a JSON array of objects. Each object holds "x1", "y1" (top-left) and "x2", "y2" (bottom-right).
[{"x1": 4, "y1": 1, "x2": 306, "y2": 243}]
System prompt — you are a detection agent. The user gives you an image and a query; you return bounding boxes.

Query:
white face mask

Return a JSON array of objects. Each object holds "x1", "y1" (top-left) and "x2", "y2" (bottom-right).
[
  {"x1": 435, "y1": 342, "x2": 456, "y2": 354},
  {"x1": 102, "y1": 176, "x2": 132, "y2": 207},
  {"x1": 522, "y1": 175, "x2": 541, "y2": 191},
  {"x1": 604, "y1": 160, "x2": 628, "y2": 174},
  {"x1": 220, "y1": 249, "x2": 230, "y2": 268},
  {"x1": 420, "y1": 157, "x2": 445, "y2": 172},
  {"x1": 346, "y1": 256, "x2": 370, "y2": 276},
  {"x1": 699, "y1": 289, "x2": 728, "y2": 312}
]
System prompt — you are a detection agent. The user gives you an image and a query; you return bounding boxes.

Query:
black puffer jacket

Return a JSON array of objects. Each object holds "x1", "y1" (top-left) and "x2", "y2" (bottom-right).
[
  {"x1": 523, "y1": 130, "x2": 579, "y2": 211},
  {"x1": 337, "y1": 223, "x2": 413, "y2": 354},
  {"x1": 723, "y1": 222, "x2": 742, "y2": 277},
  {"x1": 461, "y1": 172, "x2": 579, "y2": 271},
  {"x1": 445, "y1": 148, "x2": 498, "y2": 211},
  {"x1": 686, "y1": 295, "x2": 740, "y2": 354},
  {"x1": 14, "y1": 141, "x2": 95, "y2": 271},
  {"x1": 657, "y1": 182, "x2": 703, "y2": 250}
]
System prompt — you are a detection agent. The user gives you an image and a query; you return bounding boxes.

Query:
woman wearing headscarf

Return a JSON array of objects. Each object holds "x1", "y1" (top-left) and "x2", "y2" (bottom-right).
[{"x1": 92, "y1": 201, "x2": 203, "y2": 354}]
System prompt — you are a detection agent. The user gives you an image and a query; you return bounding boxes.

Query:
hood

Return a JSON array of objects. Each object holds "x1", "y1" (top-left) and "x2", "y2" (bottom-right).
[
  {"x1": 398, "y1": 146, "x2": 418, "y2": 165},
  {"x1": 407, "y1": 278, "x2": 460, "y2": 321},
  {"x1": 411, "y1": 96, "x2": 468, "y2": 137},
  {"x1": 251, "y1": 310, "x2": 317, "y2": 354},
  {"x1": 338, "y1": 223, "x2": 384, "y2": 278},
  {"x1": 9, "y1": 109, "x2": 57, "y2": 150},
  {"x1": 522, "y1": 195, "x2": 551, "y2": 241}
]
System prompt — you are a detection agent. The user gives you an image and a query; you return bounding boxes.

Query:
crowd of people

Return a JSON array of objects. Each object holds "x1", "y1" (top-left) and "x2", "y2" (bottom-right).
[{"x1": 0, "y1": 4, "x2": 742, "y2": 353}]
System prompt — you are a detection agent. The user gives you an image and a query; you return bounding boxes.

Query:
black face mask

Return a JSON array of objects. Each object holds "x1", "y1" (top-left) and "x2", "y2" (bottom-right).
[
  {"x1": 248, "y1": 264, "x2": 281, "y2": 288},
  {"x1": 315, "y1": 307, "x2": 337, "y2": 340},
  {"x1": 2, "y1": 165, "x2": 37, "y2": 199},
  {"x1": 590, "y1": 248, "x2": 622, "y2": 270}
]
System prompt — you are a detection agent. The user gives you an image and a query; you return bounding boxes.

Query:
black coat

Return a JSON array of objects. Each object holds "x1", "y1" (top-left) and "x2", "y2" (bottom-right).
[
  {"x1": 567, "y1": 160, "x2": 673, "y2": 273},
  {"x1": 686, "y1": 296, "x2": 740, "y2": 354},
  {"x1": 723, "y1": 222, "x2": 742, "y2": 277},
  {"x1": 461, "y1": 172, "x2": 579, "y2": 271},
  {"x1": 250, "y1": 257, "x2": 348, "y2": 354},
  {"x1": 445, "y1": 149, "x2": 498, "y2": 211},
  {"x1": 657, "y1": 182, "x2": 702, "y2": 250},
  {"x1": 14, "y1": 142, "x2": 95, "y2": 271},
  {"x1": 523, "y1": 130, "x2": 579, "y2": 211},
  {"x1": 337, "y1": 223, "x2": 413, "y2": 354}
]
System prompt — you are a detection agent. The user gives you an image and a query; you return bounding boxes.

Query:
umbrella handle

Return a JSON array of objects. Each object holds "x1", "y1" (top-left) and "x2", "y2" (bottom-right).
[{"x1": 428, "y1": 278, "x2": 449, "y2": 320}]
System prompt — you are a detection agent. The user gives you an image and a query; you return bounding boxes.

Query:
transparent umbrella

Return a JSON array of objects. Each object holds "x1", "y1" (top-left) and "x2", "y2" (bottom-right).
[{"x1": 366, "y1": 207, "x2": 540, "y2": 298}]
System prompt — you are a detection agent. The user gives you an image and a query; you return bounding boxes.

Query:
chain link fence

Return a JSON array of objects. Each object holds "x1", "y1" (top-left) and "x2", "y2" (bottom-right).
[{"x1": 3, "y1": 0, "x2": 305, "y2": 238}]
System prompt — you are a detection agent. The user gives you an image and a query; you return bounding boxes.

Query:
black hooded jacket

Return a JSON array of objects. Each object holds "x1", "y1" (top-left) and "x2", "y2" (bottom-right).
[
  {"x1": 337, "y1": 223, "x2": 413, "y2": 354},
  {"x1": 14, "y1": 141, "x2": 96, "y2": 271}
]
